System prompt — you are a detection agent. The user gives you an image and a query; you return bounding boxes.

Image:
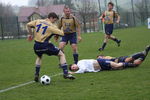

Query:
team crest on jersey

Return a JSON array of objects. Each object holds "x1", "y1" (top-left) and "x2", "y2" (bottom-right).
[{"x1": 64, "y1": 23, "x2": 72, "y2": 33}]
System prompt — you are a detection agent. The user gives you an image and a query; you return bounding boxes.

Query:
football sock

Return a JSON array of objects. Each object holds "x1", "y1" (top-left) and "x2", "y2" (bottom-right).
[
  {"x1": 123, "y1": 62, "x2": 137, "y2": 68},
  {"x1": 112, "y1": 38, "x2": 119, "y2": 43},
  {"x1": 35, "y1": 65, "x2": 41, "y2": 75},
  {"x1": 61, "y1": 63, "x2": 68, "y2": 75},
  {"x1": 131, "y1": 52, "x2": 145, "y2": 60},
  {"x1": 73, "y1": 53, "x2": 79, "y2": 64},
  {"x1": 144, "y1": 45, "x2": 150, "y2": 55},
  {"x1": 101, "y1": 42, "x2": 107, "y2": 50}
]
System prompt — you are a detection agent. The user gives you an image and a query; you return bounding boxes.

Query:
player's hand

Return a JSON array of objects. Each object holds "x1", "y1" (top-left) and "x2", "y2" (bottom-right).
[
  {"x1": 68, "y1": 72, "x2": 74, "y2": 74},
  {"x1": 27, "y1": 35, "x2": 33, "y2": 42},
  {"x1": 99, "y1": 16, "x2": 103, "y2": 20},
  {"x1": 116, "y1": 20, "x2": 120, "y2": 24},
  {"x1": 54, "y1": 35, "x2": 59, "y2": 42},
  {"x1": 78, "y1": 36, "x2": 82, "y2": 42}
]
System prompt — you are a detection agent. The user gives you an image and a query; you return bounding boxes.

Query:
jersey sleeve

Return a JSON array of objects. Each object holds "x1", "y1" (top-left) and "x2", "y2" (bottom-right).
[
  {"x1": 74, "y1": 17, "x2": 80, "y2": 28},
  {"x1": 49, "y1": 25, "x2": 64, "y2": 36},
  {"x1": 101, "y1": 12, "x2": 105, "y2": 18},
  {"x1": 57, "y1": 17, "x2": 63, "y2": 29},
  {"x1": 27, "y1": 20, "x2": 37, "y2": 27},
  {"x1": 114, "y1": 11, "x2": 120, "y2": 18}
]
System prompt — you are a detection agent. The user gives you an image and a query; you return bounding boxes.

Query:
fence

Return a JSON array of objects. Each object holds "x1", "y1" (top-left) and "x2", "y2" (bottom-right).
[
  {"x1": 0, "y1": 16, "x2": 27, "y2": 40},
  {"x1": 0, "y1": 14, "x2": 148, "y2": 40}
]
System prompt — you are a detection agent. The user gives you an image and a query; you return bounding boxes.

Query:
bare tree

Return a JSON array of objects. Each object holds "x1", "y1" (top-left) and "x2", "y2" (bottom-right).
[
  {"x1": 28, "y1": 0, "x2": 53, "y2": 7},
  {"x1": 77, "y1": 1, "x2": 97, "y2": 33},
  {"x1": 135, "y1": 0, "x2": 148, "y2": 25},
  {"x1": 0, "y1": 3, "x2": 15, "y2": 17}
]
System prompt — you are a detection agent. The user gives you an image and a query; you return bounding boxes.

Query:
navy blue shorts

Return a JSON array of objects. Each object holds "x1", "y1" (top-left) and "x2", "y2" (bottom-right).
[
  {"x1": 117, "y1": 56, "x2": 129, "y2": 63},
  {"x1": 97, "y1": 58, "x2": 112, "y2": 70},
  {"x1": 34, "y1": 41, "x2": 60, "y2": 58},
  {"x1": 105, "y1": 24, "x2": 114, "y2": 35},
  {"x1": 60, "y1": 32, "x2": 77, "y2": 44}
]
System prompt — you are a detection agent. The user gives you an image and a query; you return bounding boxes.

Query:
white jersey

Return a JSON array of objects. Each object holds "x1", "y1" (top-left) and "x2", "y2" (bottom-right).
[{"x1": 75, "y1": 59, "x2": 100, "y2": 74}]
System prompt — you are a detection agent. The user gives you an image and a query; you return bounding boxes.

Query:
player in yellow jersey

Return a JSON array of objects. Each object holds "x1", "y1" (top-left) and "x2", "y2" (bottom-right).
[
  {"x1": 98, "y1": 2, "x2": 121, "y2": 51},
  {"x1": 26, "y1": 12, "x2": 75, "y2": 82},
  {"x1": 57, "y1": 6, "x2": 81, "y2": 64}
]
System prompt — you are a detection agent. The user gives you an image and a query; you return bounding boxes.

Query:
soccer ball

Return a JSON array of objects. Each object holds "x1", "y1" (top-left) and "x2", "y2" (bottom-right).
[{"x1": 40, "y1": 75, "x2": 51, "y2": 85}]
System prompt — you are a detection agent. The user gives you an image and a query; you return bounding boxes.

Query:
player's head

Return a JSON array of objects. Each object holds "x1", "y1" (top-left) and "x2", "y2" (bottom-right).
[
  {"x1": 108, "y1": 2, "x2": 114, "y2": 10},
  {"x1": 48, "y1": 12, "x2": 59, "y2": 23},
  {"x1": 69, "y1": 64, "x2": 79, "y2": 71},
  {"x1": 63, "y1": 5, "x2": 71, "y2": 17}
]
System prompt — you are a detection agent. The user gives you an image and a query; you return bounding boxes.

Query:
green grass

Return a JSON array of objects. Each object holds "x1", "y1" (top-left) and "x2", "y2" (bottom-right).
[{"x1": 0, "y1": 26, "x2": 150, "y2": 100}]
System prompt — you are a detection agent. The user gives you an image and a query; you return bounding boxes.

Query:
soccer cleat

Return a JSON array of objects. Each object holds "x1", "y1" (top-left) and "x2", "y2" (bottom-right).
[
  {"x1": 34, "y1": 75, "x2": 39, "y2": 82},
  {"x1": 98, "y1": 48, "x2": 104, "y2": 51},
  {"x1": 145, "y1": 45, "x2": 150, "y2": 54},
  {"x1": 117, "y1": 40, "x2": 121, "y2": 47},
  {"x1": 63, "y1": 74, "x2": 76, "y2": 80}
]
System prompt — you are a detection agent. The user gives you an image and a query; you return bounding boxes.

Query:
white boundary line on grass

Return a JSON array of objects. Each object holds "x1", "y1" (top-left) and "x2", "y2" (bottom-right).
[{"x1": 0, "y1": 73, "x2": 63, "y2": 93}]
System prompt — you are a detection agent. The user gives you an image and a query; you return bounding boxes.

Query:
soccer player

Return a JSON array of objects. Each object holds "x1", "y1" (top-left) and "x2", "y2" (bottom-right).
[
  {"x1": 69, "y1": 45, "x2": 150, "y2": 74},
  {"x1": 98, "y1": 2, "x2": 121, "y2": 51},
  {"x1": 98, "y1": 45, "x2": 150, "y2": 64},
  {"x1": 57, "y1": 6, "x2": 81, "y2": 64},
  {"x1": 26, "y1": 12, "x2": 75, "y2": 82}
]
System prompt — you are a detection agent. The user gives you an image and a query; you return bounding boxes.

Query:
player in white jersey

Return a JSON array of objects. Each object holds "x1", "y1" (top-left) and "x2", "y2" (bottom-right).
[{"x1": 69, "y1": 46, "x2": 150, "y2": 74}]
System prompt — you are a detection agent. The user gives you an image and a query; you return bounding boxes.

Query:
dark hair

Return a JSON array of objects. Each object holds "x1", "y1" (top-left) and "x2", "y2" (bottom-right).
[
  {"x1": 48, "y1": 12, "x2": 59, "y2": 19},
  {"x1": 69, "y1": 64, "x2": 73, "y2": 71},
  {"x1": 108, "y1": 2, "x2": 114, "y2": 7}
]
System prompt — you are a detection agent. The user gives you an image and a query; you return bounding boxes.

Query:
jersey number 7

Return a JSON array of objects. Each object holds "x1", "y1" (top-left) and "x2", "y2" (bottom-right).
[{"x1": 36, "y1": 24, "x2": 48, "y2": 35}]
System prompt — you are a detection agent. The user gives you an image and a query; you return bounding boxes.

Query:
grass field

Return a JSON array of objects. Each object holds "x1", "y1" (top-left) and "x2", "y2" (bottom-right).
[{"x1": 0, "y1": 26, "x2": 150, "y2": 100}]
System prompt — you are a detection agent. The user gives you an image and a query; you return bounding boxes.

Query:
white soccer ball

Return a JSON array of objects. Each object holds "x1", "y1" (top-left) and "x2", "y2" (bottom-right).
[{"x1": 40, "y1": 75, "x2": 51, "y2": 85}]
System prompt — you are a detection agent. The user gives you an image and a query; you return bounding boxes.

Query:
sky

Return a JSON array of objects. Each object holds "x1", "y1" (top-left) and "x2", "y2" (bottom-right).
[{"x1": 0, "y1": 0, "x2": 29, "y2": 6}]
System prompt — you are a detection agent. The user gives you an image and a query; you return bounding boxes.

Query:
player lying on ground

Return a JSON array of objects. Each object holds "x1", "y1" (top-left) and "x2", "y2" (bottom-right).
[
  {"x1": 98, "y1": 2, "x2": 121, "y2": 51},
  {"x1": 26, "y1": 12, "x2": 75, "y2": 82},
  {"x1": 69, "y1": 45, "x2": 150, "y2": 74}
]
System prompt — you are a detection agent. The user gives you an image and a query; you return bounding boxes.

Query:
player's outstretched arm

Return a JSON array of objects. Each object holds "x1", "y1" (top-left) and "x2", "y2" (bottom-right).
[
  {"x1": 50, "y1": 25, "x2": 64, "y2": 36},
  {"x1": 116, "y1": 13, "x2": 120, "y2": 24},
  {"x1": 77, "y1": 26, "x2": 82, "y2": 42},
  {"x1": 75, "y1": 17, "x2": 82, "y2": 42},
  {"x1": 26, "y1": 20, "x2": 37, "y2": 41}
]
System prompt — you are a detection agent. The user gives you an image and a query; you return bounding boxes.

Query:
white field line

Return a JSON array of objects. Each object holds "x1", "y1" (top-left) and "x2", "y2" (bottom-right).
[{"x1": 0, "y1": 73, "x2": 63, "y2": 93}]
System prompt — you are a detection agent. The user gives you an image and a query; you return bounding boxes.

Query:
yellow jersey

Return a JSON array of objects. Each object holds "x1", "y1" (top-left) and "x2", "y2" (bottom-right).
[
  {"x1": 58, "y1": 14, "x2": 80, "y2": 34},
  {"x1": 102, "y1": 10, "x2": 119, "y2": 24},
  {"x1": 27, "y1": 19, "x2": 64, "y2": 43}
]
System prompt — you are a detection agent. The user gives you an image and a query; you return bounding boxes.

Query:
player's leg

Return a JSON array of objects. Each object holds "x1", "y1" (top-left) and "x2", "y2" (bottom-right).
[
  {"x1": 110, "y1": 61, "x2": 137, "y2": 69},
  {"x1": 33, "y1": 42, "x2": 44, "y2": 82},
  {"x1": 98, "y1": 34, "x2": 109, "y2": 51},
  {"x1": 71, "y1": 44, "x2": 78, "y2": 64},
  {"x1": 109, "y1": 35, "x2": 121, "y2": 46},
  {"x1": 57, "y1": 50, "x2": 75, "y2": 80},
  {"x1": 34, "y1": 56, "x2": 42, "y2": 82},
  {"x1": 110, "y1": 62, "x2": 123, "y2": 70},
  {"x1": 70, "y1": 32, "x2": 79, "y2": 64},
  {"x1": 131, "y1": 45, "x2": 150, "y2": 61},
  {"x1": 131, "y1": 46, "x2": 150, "y2": 66},
  {"x1": 59, "y1": 42, "x2": 66, "y2": 52},
  {"x1": 59, "y1": 34, "x2": 68, "y2": 52},
  {"x1": 47, "y1": 43, "x2": 75, "y2": 80}
]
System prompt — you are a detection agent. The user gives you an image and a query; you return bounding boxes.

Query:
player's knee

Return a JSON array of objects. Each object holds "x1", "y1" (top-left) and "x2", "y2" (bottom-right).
[
  {"x1": 117, "y1": 63, "x2": 123, "y2": 67},
  {"x1": 125, "y1": 57, "x2": 133, "y2": 62},
  {"x1": 59, "y1": 42, "x2": 66, "y2": 49},
  {"x1": 106, "y1": 35, "x2": 111, "y2": 39},
  {"x1": 71, "y1": 45, "x2": 77, "y2": 52},
  {"x1": 133, "y1": 60, "x2": 142, "y2": 66},
  {"x1": 58, "y1": 50, "x2": 65, "y2": 57}
]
